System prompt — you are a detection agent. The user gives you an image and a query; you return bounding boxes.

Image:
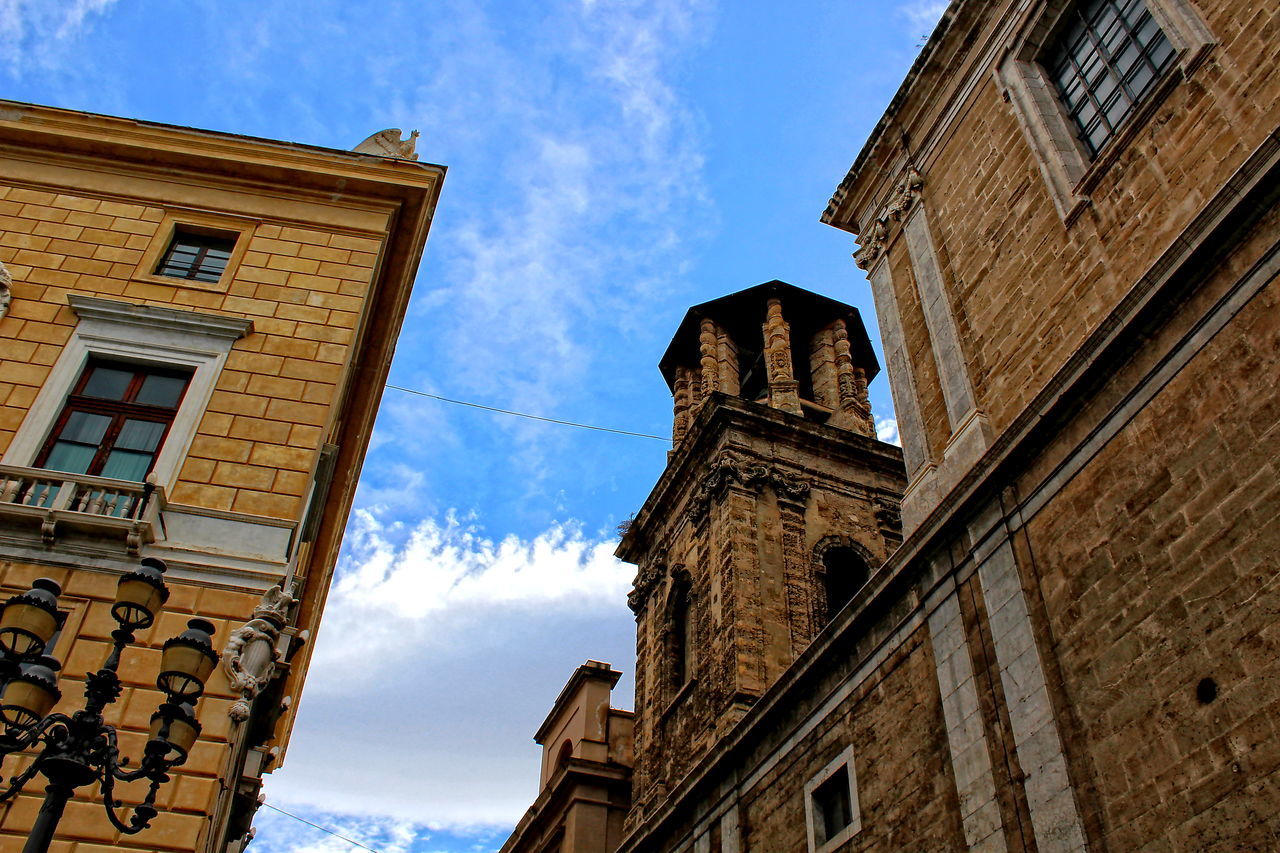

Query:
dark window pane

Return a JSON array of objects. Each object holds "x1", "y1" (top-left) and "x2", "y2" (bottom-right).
[
  {"x1": 45, "y1": 442, "x2": 97, "y2": 474},
  {"x1": 1046, "y1": 0, "x2": 1174, "y2": 157},
  {"x1": 115, "y1": 419, "x2": 166, "y2": 452},
  {"x1": 82, "y1": 366, "x2": 133, "y2": 400},
  {"x1": 59, "y1": 411, "x2": 111, "y2": 444},
  {"x1": 100, "y1": 450, "x2": 153, "y2": 482},
  {"x1": 156, "y1": 229, "x2": 237, "y2": 283},
  {"x1": 813, "y1": 767, "x2": 853, "y2": 843},
  {"x1": 136, "y1": 374, "x2": 187, "y2": 408}
]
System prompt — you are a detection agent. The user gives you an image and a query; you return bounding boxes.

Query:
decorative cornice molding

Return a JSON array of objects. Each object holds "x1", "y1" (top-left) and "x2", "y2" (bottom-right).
[
  {"x1": 68, "y1": 294, "x2": 254, "y2": 340},
  {"x1": 853, "y1": 167, "x2": 923, "y2": 270}
]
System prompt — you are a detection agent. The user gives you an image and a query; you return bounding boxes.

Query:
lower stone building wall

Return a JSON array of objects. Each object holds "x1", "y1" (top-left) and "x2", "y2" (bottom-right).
[
  {"x1": 737, "y1": 627, "x2": 965, "y2": 852},
  {"x1": 0, "y1": 559, "x2": 253, "y2": 851},
  {"x1": 1023, "y1": 246, "x2": 1280, "y2": 848}
]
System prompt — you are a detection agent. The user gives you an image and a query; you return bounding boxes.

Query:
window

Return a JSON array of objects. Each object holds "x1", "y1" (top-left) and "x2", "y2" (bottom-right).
[
  {"x1": 665, "y1": 570, "x2": 694, "y2": 695},
  {"x1": 1046, "y1": 0, "x2": 1177, "y2": 156},
  {"x1": 821, "y1": 546, "x2": 871, "y2": 622},
  {"x1": 3, "y1": 295, "x2": 251, "y2": 492},
  {"x1": 155, "y1": 228, "x2": 237, "y2": 283},
  {"x1": 35, "y1": 360, "x2": 191, "y2": 482},
  {"x1": 804, "y1": 746, "x2": 861, "y2": 853},
  {"x1": 812, "y1": 767, "x2": 853, "y2": 845},
  {"x1": 997, "y1": 0, "x2": 1216, "y2": 219}
]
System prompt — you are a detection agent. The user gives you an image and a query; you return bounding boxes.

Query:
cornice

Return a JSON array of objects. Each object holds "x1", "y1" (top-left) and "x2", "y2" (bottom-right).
[
  {"x1": 616, "y1": 395, "x2": 904, "y2": 564},
  {"x1": 69, "y1": 294, "x2": 254, "y2": 340}
]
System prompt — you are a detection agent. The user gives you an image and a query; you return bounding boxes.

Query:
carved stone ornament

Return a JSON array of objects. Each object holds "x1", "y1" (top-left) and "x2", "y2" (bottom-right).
[
  {"x1": 223, "y1": 584, "x2": 297, "y2": 722},
  {"x1": 853, "y1": 166, "x2": 924, "y2": 270},
  {"x1": 628, "y1": 556, "x2": 666, "y2": 614},
  {"x1": 690, "y1": 451, "x2": 812, "y2": 517},
  {"x1": 0, "y1": 259, "x2": 11, "y2": 320},
  {"x1": 352, "y1": 128, "x2": 421, "y2": 161}
]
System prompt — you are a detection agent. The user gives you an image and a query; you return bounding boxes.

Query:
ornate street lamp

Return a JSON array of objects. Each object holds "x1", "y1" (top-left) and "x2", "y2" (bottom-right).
[{"x1": 0, "y1": 559, "x2": 220, "y2": 853}]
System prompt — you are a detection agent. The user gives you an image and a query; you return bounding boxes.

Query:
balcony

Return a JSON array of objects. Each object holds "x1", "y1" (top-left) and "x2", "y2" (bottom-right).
[{"x1": 0, "y1": 465, "x2": 165, "y2": 555}]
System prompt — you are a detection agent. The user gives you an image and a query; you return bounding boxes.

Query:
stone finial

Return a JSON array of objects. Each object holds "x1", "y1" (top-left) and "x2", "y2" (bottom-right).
[
  {"x1": 352, "y1": 128, "x2": 421, "y2": 161},
  {"x1": 762, "y1": 298, "x2": 801, "y2": 415},
  {"x1": 0, "y1": 259, "x2": 11, "y2": 320}
]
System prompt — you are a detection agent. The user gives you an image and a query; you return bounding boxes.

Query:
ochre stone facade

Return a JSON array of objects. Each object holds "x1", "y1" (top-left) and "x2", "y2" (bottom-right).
[
  {"x1": 507, "y1": 0, "x2": 1278, "y2": 851},
  {"x1": 0, "y1": 102, "x2": 442, "y2": 850}
]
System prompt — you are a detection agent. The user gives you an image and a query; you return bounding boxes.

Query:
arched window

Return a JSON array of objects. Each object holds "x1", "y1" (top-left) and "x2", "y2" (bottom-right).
[
  {"x1": 556, "y1": 739, "x2": 573, "y2": 769},
  {"x1": 821, "y1": 545, "x2": 870, "y2": 622},
  {"x1": 666, "y1": 572, "x2": 693, "y2": 692}
]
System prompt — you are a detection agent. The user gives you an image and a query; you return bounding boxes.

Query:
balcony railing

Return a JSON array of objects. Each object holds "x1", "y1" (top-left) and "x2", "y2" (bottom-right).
[{"x1": 0, "y1": 465, "x2": 166, "y2": 555}]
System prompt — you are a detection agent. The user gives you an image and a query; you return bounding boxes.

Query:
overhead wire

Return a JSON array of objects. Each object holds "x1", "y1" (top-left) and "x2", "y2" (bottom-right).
[
  {"x1": 385, "y1": 383, "x2": 669, "y2": 442},
  {"x1": 260, "y1": 801, "x2": 384, "y2": 853}
]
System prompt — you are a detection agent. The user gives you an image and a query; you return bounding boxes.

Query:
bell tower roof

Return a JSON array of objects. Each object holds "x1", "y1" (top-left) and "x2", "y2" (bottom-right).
[{"x1": 658, "y1": 280, "x2": 879, "y2": 391}]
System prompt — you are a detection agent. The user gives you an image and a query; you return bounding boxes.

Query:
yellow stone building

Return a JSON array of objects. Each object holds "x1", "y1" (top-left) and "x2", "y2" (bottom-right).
[{"x1": 0, "y1": 102, "x2": 444, "y2": 850}]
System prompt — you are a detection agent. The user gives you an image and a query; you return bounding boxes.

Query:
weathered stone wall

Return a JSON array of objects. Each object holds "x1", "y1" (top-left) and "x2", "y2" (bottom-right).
[
  {"x1": 622, "y1": 397, "x2": 905, "y2": 833},
  {"x1": 738, "y1": 629, "x2": 966, "y2": 852},
  {"x1": 1022, "y1": 228, "x2": 1280, "y2": 848}
]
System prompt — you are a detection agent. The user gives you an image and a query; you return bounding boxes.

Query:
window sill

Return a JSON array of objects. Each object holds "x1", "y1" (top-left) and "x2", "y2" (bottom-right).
[
  {"x1": 0, "y1": 464, "x2": 165, "y2": 555},
  {"x1": 661, "y1": 677, "x2": 697, "y2": 722}
]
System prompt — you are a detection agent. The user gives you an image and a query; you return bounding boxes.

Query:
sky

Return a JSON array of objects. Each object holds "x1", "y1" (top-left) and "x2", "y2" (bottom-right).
[{"x1": 0, "y1": 1, "x2": 947, "y2": 850}]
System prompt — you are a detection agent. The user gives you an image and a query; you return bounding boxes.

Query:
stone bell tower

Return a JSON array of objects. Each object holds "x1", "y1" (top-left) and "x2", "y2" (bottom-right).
[{"x1": 616, "y1": 281, "x2": 906, "y2": 824}]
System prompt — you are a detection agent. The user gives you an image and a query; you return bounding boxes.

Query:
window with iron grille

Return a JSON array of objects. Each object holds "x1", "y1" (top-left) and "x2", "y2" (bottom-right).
[
  {"x1": 36, "y1": 361, "x2": 192, "y2": 482},
  {"x1": 155, "y1": 228, "x2": 237, "y2": 283},
  {"x1": 1046, "y1": 0, "x2": 1177, "y2": 156}
]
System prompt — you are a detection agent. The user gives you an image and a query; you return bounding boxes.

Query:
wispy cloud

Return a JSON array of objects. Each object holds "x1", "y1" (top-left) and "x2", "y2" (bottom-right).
[
  {"x1": 898, "y1": 0, "x2": 949, "y2": 34},
  {"x1": 0, "y1": 0, "x2": 118, "y2": 73}
]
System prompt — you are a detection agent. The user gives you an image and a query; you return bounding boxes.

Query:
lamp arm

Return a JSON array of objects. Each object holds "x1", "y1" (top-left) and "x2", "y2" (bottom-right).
[
  {"x1": 100, "y1": 760, "x2": 163, "y2": 835},
  {"x1": 0, "y1": 747, "x2": 47, "y2": 803},
  {"x1": 0, "y1": 713, "x2": 71, "y2": 802}
]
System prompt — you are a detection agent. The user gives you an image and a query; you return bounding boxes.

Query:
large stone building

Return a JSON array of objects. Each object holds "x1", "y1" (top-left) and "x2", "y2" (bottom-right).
[
  {"x1": 0, "y1": 102, "x2": 443, "y2": 850},
  {"x1": 507, "y1": 0, "x2": 1279, "y2": 850}
]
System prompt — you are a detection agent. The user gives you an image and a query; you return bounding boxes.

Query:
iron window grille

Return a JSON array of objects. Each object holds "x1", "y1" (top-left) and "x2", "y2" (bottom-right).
[
  {"x1": 155, "y1": 228, "x2": 237, "y2": 283},
  {"x1": 1046, "y1": 0, "x2": 1177, "y2": 156},
  {"x1": 35, "y1": 361, "x2": 192, "y2": 483}
]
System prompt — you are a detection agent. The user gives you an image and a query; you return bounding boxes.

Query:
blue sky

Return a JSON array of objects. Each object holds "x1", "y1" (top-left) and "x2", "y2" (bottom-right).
[{"x1": 1, "y1": 1, "x2": 946, "y2": 850}]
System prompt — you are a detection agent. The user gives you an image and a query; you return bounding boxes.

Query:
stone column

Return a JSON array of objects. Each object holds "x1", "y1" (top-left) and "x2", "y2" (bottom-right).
[
  {"x1": 699, "y1": 318, "x2": 721, "y2": 403},
  {"x1": 762, "y1": 298, "x2": 802, "y2": 415},
  {"x1": 673, "y1": 366, "x2": 693, "y2": 445},
  {"x1": 833, "y1": 318, "x2": 874, "y2": 437}
]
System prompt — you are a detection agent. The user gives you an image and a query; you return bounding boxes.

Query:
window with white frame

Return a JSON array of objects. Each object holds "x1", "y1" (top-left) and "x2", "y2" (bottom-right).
[
  {"x1": 804, "y1": 745, "x2": 861, "y2": 853},
  {"x1": 998, "y1": 0, "x2": 1216, "y2": 218},
  {"x1": 2, "y1": 295, "x2": 252, "y2": 492}
]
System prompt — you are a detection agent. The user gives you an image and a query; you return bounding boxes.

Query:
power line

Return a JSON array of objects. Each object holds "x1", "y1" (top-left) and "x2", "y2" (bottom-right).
[
  {"x1": 385, "y1": 383, "x2": 669, "y2": 442},
  {"x1": 260, "y1": 802, "x2": 384, "y2": 853}
]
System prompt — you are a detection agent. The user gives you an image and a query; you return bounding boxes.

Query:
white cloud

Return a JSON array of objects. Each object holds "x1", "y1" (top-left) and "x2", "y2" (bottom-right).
[
  {"x1": 876, "y1": 416, "x2": 900, "y2": 446},
  {"x1": 262, "y1": 509, "x2": 637, "y2": 827},
  {"x1": 898, "y1": 0, "x2": 949, "y2": 34},
  {"x1": 0, "y1": 0, "x2": 118, "y2": 73}
]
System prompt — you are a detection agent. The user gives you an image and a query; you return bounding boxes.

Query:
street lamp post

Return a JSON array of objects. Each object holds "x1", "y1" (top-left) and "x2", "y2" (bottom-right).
[{"x1": 0, "y1": 559, "x2": 219, "y2": 853}]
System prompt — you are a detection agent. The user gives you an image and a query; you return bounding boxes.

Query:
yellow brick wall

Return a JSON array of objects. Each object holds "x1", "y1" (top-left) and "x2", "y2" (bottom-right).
[
  {"x1": 0, "y1": 184, "x2": 385, "y2": 521},
  {"x1": 0, "y1": 560, "x2": 256, "y2": 851}
]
